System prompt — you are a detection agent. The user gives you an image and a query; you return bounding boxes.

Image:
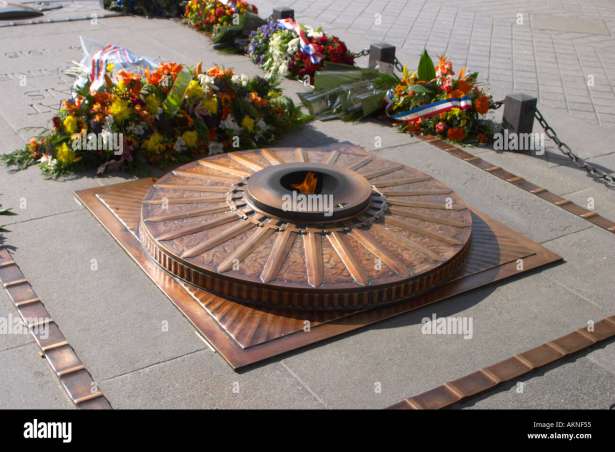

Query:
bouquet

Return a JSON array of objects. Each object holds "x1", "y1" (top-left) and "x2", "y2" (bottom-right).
[
  {"x1": 1, "y1": 42, "x2": 307, "y2": 178},
  {"x1": 103, "y1": 0, "x2": 186, "y2": 17},
  {"x1": 298, "y1": 63, "x2": 399, "y2": 121},
  {"x1": 387, "y1": 51, "x2": 494, "y2": 143},
  {"x1": 248, "y1": 19, "x2": 355, "y2": 84},
  {"x1": 184, "y1": 0, "x2": 264, "y2": 49}
]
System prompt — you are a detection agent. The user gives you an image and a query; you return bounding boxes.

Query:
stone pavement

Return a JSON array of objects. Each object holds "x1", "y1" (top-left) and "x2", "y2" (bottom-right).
[{"x1": 0, "y1": 2, "x2": 614, "y2": 409}]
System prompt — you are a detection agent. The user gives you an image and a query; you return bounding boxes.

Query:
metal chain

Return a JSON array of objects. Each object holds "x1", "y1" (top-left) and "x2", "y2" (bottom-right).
[
  {"x1": 492, "y1": 99, "x2": 505, "y2": 110},
  {"x1": 535, "y1": 108, "x2": 615, "y2": 189},
  {"x1": 393, "y1": 57, "x2": 404, "y2": 73},
  {"x1": 352, "y1": 48, "x2": 371, "y2": 59}
]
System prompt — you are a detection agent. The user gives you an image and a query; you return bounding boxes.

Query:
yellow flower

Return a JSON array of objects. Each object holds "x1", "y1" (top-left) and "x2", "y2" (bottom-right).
[
  {"x1": 109, "y1": 99, "x2": 131, "y2": 123},
  {"x1": 185, "y1": 80, "x2": 204, "y2": 99},
  {"x1": 145, "y1": 95, "x2": 161, "y2": 115},
  {"x1": 143, "y1": 132, "x2": 165, "y2": 155},
  {"x1": 241, "y1": 116, "x2": 255, "y2": 132},
  {"x1": 200, "y1": 96, "x2": 218, "y2": 114},
  {"x1": 182, "y1": 130, "x2": 198, "y2": 148},
  {"x1": 63, "y1": 116, "x2": 78, "y2": 134},
  {"x1": 56, "y1": 142, "x2": 80, "y2": 166}
]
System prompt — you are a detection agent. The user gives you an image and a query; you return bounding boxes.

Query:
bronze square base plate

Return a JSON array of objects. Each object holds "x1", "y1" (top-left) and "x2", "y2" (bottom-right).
[{"x1": 76, "y1": 178, "x2": 562, "y2": 371}]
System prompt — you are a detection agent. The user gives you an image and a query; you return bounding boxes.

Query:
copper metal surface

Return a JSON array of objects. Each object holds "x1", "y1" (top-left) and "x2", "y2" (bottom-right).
[
  {"x1": 75, "y1": 144, "x2": 562, "y2": 370},
  {"x1": 0, "y1": 248, "x2": 111, "y2": 409},
  {"x1": 420, "y1": 135, "x2": 615, "y2": 235},
  {"x1": 138, "y1": 146, "x2": 473, "y2": 311},
  {"x1": 391, "y1": 316, "x2": 615, "y2": 409}
]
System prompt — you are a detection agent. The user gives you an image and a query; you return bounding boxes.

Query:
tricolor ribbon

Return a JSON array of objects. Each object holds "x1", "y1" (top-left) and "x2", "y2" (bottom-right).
[
  {"x1": 386, "y1": 90, "x2": 472, "y2": 121},
  {"x1": 220, "y1": 0, "x2": 238, "y2": 10},
  {"x1": 89, "y1": 44, "x2": 139, "y2": 93},
  {"x1": 277, "y1": 18, "x2": 324, "y2": 64}
]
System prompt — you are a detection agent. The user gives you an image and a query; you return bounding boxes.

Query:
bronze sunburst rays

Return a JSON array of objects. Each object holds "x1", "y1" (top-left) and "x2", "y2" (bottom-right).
[{"x1": 139, "y1": 147, "x2": 473, "y2": 311}]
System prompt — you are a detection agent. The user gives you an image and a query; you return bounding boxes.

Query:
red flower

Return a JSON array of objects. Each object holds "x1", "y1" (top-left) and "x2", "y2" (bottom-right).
[
  {"x1": 435, "y1": 122, "x2": 447, "y2": 134},
  {"x1": 447, "y1": 127, "x2": 465, "y2": 141}
]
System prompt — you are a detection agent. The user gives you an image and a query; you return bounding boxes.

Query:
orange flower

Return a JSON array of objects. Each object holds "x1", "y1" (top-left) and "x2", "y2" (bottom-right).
[
  {"x1": 436, "y1": 55, "x2": 452, "y2": 76},
  {"x1": 447, "y1": 127, "x2": 465, "y2": 142},
  {"x1": 394, "y1": 84, "x2": 409, "y2": 97},
  {"x1": 248, "y1": 91, "x2": 268, "y2": 107},
  {"x1": 474, "y1": 96, "x2": 490, "y2": 114},
  {"x1": 93, "y1": 92, "x2": 113, "y2": 106},
  {"x1": 456, "y1": 79, "x2": 472, "y2": 95},
  {"x1": 449, "y1": 89, "x2": 465, "y2": 99},
  {"x1": 118, "y1": 69, "x2": 142, "y2": 94},
  {"x1": 61, "y1": 97, "x2": 83, "y2": 114},
  {"x1": 207, "y1": 66, "x2": 224, "y2": 78},
  {"x1": 27, "y1": 138, "x2": 41, "y2": 159},
  {"x1": 146, "y1": 62, "x2": 183, "y2": 85}
]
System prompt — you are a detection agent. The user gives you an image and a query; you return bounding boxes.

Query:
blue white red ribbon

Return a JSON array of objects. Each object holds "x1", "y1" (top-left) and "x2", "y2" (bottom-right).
[
  {"x1": 277, "y1": 18, "x2": 324, "y2": 64},
  {"x1": 386, "y1": 91, "x2": 472, "y2": 121},
  {"x1": 220, "y1": 0, "x2": 238, "y2": 9},
  {"x1": 89, "y1": 44, "x2": 139, "y2": 93}
]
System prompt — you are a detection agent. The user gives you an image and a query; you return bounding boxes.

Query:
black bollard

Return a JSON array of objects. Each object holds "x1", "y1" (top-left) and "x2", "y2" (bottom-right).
[
  {"x1": 272, "y1": 7, "x2": 295, "y2": 20},
  {"x1": 368, "y1": 43, "x2": 396, "y2": 74},
  {"x1": 502, "y1": 94, "x2": 537, "y2": 134}
]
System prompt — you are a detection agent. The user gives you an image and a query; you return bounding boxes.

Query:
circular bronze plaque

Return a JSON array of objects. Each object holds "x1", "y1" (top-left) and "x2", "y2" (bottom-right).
[{"x1": 139, "y1": 147, "x2": 473, "y2": 311}]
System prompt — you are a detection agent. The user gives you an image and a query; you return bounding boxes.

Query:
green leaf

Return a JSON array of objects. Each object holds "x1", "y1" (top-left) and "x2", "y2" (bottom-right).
[
  {"x1": 162, "y1": 68, "x2": 192, "y2": 117},
  {"x1": 407, "y1": 84, "x2": 431, "y2": 95},
  {"x1": 417, "y1": 50, "x2": 436, "y2": 82}
]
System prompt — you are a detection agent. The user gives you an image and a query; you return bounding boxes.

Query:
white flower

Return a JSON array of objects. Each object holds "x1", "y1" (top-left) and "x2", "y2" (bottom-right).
[
  {"x1": 104, "y1": 115, "x2": 114, "y2": 128},
  {"x1": 127, "y1": 123, "x2": 146, "y2": 136},
  {"x1": 256, "y1": 119, "x2": 271, "y2": 131},
  {"x1": 39, "y1": 154, "x2": 58, "y2": 170},
  {"x1": 305, "y1": 26, "x2": 324, "y2": 39},
  {"x1": 220, "y1": 116, "x2": 241, "y2": 133},
  {"x1": 287, "y1": 37, "x2": 300, "y2": 55},
  {"x1": 231, "y1": 73, "x2": 249, "y2": 87},
  {"x1": 174, "y1": 137, "x2": 186, "y2": 153},
  {"x1": 198, "y1": 74, "x2": 216, "y2": 94}
]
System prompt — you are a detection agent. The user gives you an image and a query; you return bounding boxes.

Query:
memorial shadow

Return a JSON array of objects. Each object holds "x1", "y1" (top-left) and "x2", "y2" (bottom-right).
[{"x1": 483, "y1": 143, "x2": 615, "y2": 177}]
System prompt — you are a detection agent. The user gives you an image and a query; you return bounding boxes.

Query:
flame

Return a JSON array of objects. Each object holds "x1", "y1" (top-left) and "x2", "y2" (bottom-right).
[{"x1": 290, "y1": 171, "x2": 318, "y2": 195}]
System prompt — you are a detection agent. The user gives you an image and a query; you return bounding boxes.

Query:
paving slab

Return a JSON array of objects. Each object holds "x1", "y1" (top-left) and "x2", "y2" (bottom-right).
[
  {"x1": 0, "y1": 342, "x2": 73, "y2": 409},
  {"x1": 281, "y1": 273, "x2": 606, "y2": 408},
  {"x1": 0, "y1": 164, "x2": 99, "y2": 226},
  {"x1": 541, "y1": 226, "x2": 615, "y2": 314},
  {"x1": 4, "y1": 209, "x2": 206, "y2": 381},
  {"x1": 531, "y1": 14, "x2": 609, "y2": 35},
  {"x1": 101, "y1": 350, "x2": 324, "y2": 409},
  {"x1": 461, "y1": 351, "x2": 615, "y2": 409}
]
